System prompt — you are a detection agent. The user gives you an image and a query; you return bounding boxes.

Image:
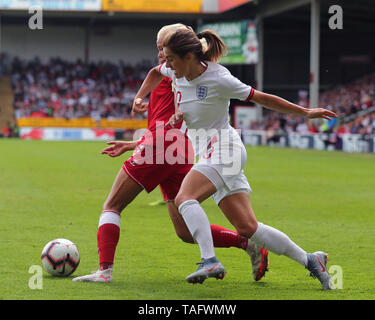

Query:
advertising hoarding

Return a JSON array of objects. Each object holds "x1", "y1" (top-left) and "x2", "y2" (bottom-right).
[{"x1": 198, "y1": 20, "x2": 258, "y2": 64}]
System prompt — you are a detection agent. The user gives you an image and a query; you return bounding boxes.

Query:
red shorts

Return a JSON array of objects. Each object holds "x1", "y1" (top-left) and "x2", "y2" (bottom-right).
[{"x1": 123, "y1": 129, "x2": 194, "y2": 201}]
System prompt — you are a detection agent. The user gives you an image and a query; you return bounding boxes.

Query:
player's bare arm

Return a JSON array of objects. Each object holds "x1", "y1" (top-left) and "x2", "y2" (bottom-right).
[
  {"x1": 132, "y1": 66, "x2": 164, "y2": 114},
  {"x1": 251, "y1": 90, "x2": 337, "y2": 120},
  {"x1": 166, "y1": 111, "x2": 184, "y2": 128},
  {"x1": 131, "y1": 98, "x2": 149, "y2": 116},
  {"x1": 168, "y1": 92, "x2": 184, "y2": 127},
  {"x1": 101, "y1": 140, "x2": 138, "y2": 157}
]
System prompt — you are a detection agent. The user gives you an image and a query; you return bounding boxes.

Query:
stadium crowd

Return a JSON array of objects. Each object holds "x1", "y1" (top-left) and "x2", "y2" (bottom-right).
[
  {"x1": 2, "y1": 54, "x2": 375, "y2": 137},
  {"x1": 250, "y1": 72, "x2": 375, "y2": 136},
  {"x1": 9, "y1": 55, "x2": 152, "y2": 121}
]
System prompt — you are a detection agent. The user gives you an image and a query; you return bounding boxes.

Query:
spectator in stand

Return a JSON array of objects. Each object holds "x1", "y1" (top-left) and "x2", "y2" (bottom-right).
[
  {"x1": 369, "y1": 113, "x2": 375, "y2": 134},
  {"x1": 10, "y1": 56, "x2": 152, "y2": 121},
  {"x1": 296, "y1": 118, "x2": 310, "y2": 134}
]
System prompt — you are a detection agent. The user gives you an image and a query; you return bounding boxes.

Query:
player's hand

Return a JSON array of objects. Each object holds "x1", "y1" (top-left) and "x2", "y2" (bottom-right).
[
  {"x1": 306, "y1": 108, "x2": 338, "y2": 120},
  {"x1": 165, "y1": 111, "x2": 184, "y2": 128},
  {"x1": 101, "y1": 141, "x2": 137, "y2": 157},
  {"x1": 131, "y1": 98, "x2": 148, "y2": 117}
]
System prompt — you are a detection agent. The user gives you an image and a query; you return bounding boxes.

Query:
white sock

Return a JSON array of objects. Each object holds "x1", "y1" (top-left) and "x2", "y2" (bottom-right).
[
  {"x1": 250, "y1": 222, "x2": 308, "y2": 267},
  {"x1": 178, "y1": 200, "x2": 216, "y2": 260},
  {"x1": 98, "y1": 210, "x2": 121, "y2": 228}
]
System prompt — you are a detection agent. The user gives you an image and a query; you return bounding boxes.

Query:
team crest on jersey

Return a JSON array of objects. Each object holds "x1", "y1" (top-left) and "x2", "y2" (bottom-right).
[{"x1": 196, "y1": 86, "x2": 208, "y2": 100}]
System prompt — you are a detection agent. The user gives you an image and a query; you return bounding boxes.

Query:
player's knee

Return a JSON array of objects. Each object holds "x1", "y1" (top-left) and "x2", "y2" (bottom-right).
[
  {"x1": 174, "y1": 193, "x2": 194, "y2": 209},
  {"x1": 174, "y1": 193, "x2": 183, "y2": 208},
  {"x1": 236, "y1": 221, "x2": 258, "y2": 238}
]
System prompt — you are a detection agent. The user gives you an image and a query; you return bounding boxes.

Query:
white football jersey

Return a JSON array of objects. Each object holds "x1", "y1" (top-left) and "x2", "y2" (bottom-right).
[
  {"x1": 159, "y1": 61, "x2": 254, "y2": 132},
  {"x1": 160, "y1": 61, "x2": 254, "y2": 161}
]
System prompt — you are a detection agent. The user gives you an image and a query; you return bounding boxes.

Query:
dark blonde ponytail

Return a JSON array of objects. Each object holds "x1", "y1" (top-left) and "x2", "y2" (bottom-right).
[
  {"x1": 197, "y1": 30, "x2": 228, "y2": 63},
  {"x1": 163, "y1": 28, "x2": 228, "y2": 63}
]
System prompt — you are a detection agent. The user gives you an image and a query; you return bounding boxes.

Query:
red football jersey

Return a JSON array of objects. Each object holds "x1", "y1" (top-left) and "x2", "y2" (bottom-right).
[
  {"x1": 123, "y1": 77, "x2": 194, "y2": 199},
  {"x1": 147, "y1": 77, "x2": 180, "y2": 131}
]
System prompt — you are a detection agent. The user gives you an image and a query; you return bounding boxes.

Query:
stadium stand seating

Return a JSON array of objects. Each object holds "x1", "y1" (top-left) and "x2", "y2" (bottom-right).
[
  {"x1": 2, "y1": 54, "x2": 375, "y2": 136},
  {"x1": 9, "y1": 56, "x2": 149, "y2": 131},
  {"x1": 251, "y1": 72, "x2": 375, "y2": 135}
]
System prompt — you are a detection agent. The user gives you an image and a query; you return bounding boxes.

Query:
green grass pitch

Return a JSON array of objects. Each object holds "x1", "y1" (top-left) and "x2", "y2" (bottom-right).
[{"x1": 1, "y1": 139, "x2": 374, "y2": 300}]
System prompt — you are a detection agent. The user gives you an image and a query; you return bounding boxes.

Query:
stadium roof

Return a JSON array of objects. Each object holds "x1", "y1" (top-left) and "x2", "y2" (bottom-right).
[
  {"x1": 256, "y1": 0, "x2": 375, "y2": 31},
  {"x1": 1, "y1": 0, "x2": 374, "y2": 31}
]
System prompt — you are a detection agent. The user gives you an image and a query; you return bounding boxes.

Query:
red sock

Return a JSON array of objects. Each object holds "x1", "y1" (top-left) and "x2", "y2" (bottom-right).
[
  {"x1": 210, "y1": 224, "x2": 248, "y2": 250},
  {"x1": 97, "y1": 223, "x2": 120, "y2": 270}
]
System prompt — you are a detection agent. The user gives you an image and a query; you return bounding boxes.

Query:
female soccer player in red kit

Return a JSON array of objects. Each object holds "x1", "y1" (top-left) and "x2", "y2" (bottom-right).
[{"x1": 72, "y1": 24, "x2": 268, "y2": 283}]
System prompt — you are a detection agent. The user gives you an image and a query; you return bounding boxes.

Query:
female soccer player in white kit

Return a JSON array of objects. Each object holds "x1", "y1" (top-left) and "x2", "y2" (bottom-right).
[{"x1": 134, "y1": 27, "x2": 337, "y2": 290}]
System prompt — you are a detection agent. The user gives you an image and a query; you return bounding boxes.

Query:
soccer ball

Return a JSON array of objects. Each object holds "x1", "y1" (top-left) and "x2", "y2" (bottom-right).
[{"x1": 41, "y1": 238, "x2": 80, "y2": 277}]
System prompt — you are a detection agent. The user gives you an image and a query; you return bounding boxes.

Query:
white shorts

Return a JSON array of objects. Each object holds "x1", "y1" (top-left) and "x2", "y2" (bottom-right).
[
  {"x1": 192, "y1": 128, "x2": 252, "y2": 204},
  {"x1": 192, "y1": 164, "x2": 251, "y2": 205}
]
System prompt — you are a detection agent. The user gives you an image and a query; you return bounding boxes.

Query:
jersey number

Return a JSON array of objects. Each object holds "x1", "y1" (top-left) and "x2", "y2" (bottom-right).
[{"x1": 176, "y1": 91, "x2": 182, "y2": 109}]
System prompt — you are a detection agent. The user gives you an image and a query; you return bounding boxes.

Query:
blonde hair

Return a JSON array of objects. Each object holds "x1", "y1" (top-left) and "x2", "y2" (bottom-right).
[{"x1": 157, "y1": 23, "x2": 191, "y2": 42}]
